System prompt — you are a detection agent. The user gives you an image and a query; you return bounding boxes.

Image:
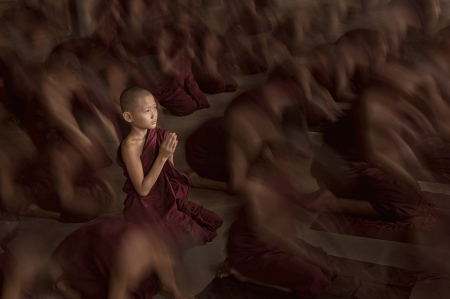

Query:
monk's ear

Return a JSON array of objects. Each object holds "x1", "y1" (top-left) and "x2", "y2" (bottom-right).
[{"x1": 123, "y1": 111, "x2": 133, "y2": 123}]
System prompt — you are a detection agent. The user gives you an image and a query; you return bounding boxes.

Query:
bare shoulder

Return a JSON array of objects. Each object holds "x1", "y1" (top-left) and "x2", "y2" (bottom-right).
[
  {"x1": 121, "y1": 135, "x2": 145, "y2": 159},
  {"x1": 40, "y1": 79, "x2": 66, "y2": 105}
]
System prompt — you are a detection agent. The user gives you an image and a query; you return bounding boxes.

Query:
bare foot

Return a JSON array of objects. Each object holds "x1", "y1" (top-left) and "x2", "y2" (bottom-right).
[
  {"x1": 217, "y1": 262, "x2": 230, "y2": 278},
  {"x1": 17, "y1": 203, "x2": 42, "y2": 217},
  {"x1": 306, "y1": 189, "x2": 337, "y2": 212},
  {"x1": 216, "y1": 260, "x2": 293, "y2": 293},
  {"x1": 54, "y1": 279, "x2": 81, "y2": 299},
  {"x1": 186, "y1": 170, "x2": 202, "y2": 188}
]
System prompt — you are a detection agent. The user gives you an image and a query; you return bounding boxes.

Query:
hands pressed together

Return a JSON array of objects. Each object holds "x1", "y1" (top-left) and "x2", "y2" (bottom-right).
[{"x1": 159, "y1": 132, "x2": 178, "y2": 161}]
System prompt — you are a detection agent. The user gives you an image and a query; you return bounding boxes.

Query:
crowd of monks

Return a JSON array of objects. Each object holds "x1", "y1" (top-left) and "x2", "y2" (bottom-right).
[{"x1": 2, "y1": 0, "x2": 450, "y2": 298}]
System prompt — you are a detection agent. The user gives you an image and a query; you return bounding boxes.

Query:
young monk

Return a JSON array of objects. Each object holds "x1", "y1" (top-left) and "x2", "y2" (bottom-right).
[
  {"x1": 0, "y1": 118, "x2": 113, "y2": 222},
  {"x1": 190, "y1": 32, "x2": 238, "y2": 94},
  {"x1": 311, "y1": 73, "x2": 435, "y2": 219},
  {"x1": 29, "y1": 49, "x2": 118, "y2": 219},
  {"x1": 139, "y1": 18, "x2": 210, "y2": 116},
  {"x1": 51, "y1": 219, "x2": 194, "y2": 299},
  {"x1": 185, "y1": 64, "x2": 340, "y2": 193},
  {"x1": 117, "y1": 87, "x2": 223, "y2": 251},
  {"x1": 217, "y1": 144, "x2": 342, "y2": 298},
  {"x1": 381, "y1": 58, "x2": 450, "y2": 183}
]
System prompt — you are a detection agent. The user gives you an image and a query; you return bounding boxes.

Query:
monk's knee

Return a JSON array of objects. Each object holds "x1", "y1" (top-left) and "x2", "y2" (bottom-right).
[{"x1": 294, "y1": 267, "x2": 332, "y2": 298}]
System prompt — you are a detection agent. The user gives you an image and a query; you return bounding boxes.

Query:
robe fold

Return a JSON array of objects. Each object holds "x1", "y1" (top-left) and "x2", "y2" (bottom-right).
[
  {"x1": 52, "y1": 219, "x2": 160, "y2": 299},
  {"x1": 117, "y1": 128, "x2": 223, "y2": 251}
]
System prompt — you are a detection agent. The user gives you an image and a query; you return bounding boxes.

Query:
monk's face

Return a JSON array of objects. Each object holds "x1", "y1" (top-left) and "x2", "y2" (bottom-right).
[
  {"x1": 130, "y1": 95, "x2": 158, "y2": 130},
  {"x1": 55, "y1": 57, "x2": 83, "y2": 92}
]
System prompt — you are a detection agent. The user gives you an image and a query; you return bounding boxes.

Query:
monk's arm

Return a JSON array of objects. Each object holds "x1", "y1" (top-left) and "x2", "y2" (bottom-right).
[
  {"x1": 226, "y1": 114, "x2": 260, "y2": 194},
  {"x1": 122, "y1": 134, "x2": 176, "y2": 197},
  {"x1": 227, "y1": 139, "x2": 249, "y2": 195},
  {"x1": 91, "y1": 104, "x2": 120, "y2": 145},
  {"x1": 390, "y1": 130, "x2": 434, "y2": 181},
  {"x1": 122, "y1": 143, "x2": 165, "y2": 197},
  {"x1": 366, "y1": 126, "x2": 419, "y2": 190},
  {"x1": 40, "y1": 88, "x2": 93, "y2": 152},
  {"x1": 334, "y1": 52, "x2": 357, "y2": 101},
  {"x1": 400, "y1": 99, "x2": 437, "y2": 136},
  {"x1": 157, "y1": 35, "x2": 186, "y2": 74}
]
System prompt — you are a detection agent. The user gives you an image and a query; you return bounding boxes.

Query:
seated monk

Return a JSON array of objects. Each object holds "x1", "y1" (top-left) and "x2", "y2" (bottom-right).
[
  {"x1": 140, "y1": 17, "x2": 210, "y2": 116},
  {"x1": 382, "y1": 58, "x2": 450, "y2": 183},
  {"x1": 333, "y1": 28, "x2": 396, "y2": 101},
  {"x1": 191, "y1": 32, "x2": 238, "y2": 94},
  {"x1": 0, "y1": 117, "x2": 114, "y2": 222},
  {"x1": 226, "y1": 0, "x2": 274, "y2": 36},
  {"x1": 117, "y1": 87, "x2": 223, "y2": 251},
  {"x1": 386, "y1": 0, "x2": 441, "y2": 37},
  {"x1": 32, "y1": 50, "x2": 118, "y2": 218},
  {"x1": 311, "y1": 75, "x2": 436, "y2": 220},
  {"x1": 218, "y1": 0, "x2": 273, "y2": 75},
  {"x1": 0, "y1": 232, "x2": 40, "y2": 299},
  {"x1": 117, "y1": 0, "x2": 167, "y2": 57},
  {"x1": 303, "y1": 44, "x2": 359, "y2": 102},
  {"x1": 81, "y1": 0, "x2": 131, "y2": 65},
  {"x1": 185, "y1": 66, "x2": 340, "y2": 193},
  {"x1": 218, "y1": 145, "x2": 345, "y2": 298},
  {"x1": 51, "y1": 219, "x2": 194, "y2": 299}
]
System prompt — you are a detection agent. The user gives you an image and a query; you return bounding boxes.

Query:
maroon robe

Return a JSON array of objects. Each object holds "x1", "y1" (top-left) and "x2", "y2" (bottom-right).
[
  {"x1": 117, "y1": 128, "x2": 223, "y2": 251},
  {"x1": 311, "y1": 110, "x2": 420, "y2": 220},
  {"x1": 227, "y1": 158, "x2": 339, "y2": 298},
  {"x1": 185, "y1": 117, "x2": 228, "y2": 182},
  {"x1": 52, "y1": 219, "x2": 160, "y2": 299}
]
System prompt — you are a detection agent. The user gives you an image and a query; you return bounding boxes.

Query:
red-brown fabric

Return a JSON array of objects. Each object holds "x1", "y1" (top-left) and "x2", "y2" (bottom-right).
[
  {"x1": 185, "y1": 117, "x2": 229, "y2": 182},
  {"x1": 52, "y1": 219, "x2": 160, "y2": 299},
  {"x1": 117, "y1": 128, "x2": 223, "y2": 251}
]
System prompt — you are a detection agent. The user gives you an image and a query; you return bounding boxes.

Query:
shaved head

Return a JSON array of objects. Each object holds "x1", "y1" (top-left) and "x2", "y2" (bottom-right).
[
  {"x1": 120, "y1": 87, "x2": 153, "y2": 113},
  {"x1": 45, "y1": 49, "x2": 80, "y2": 75}
]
